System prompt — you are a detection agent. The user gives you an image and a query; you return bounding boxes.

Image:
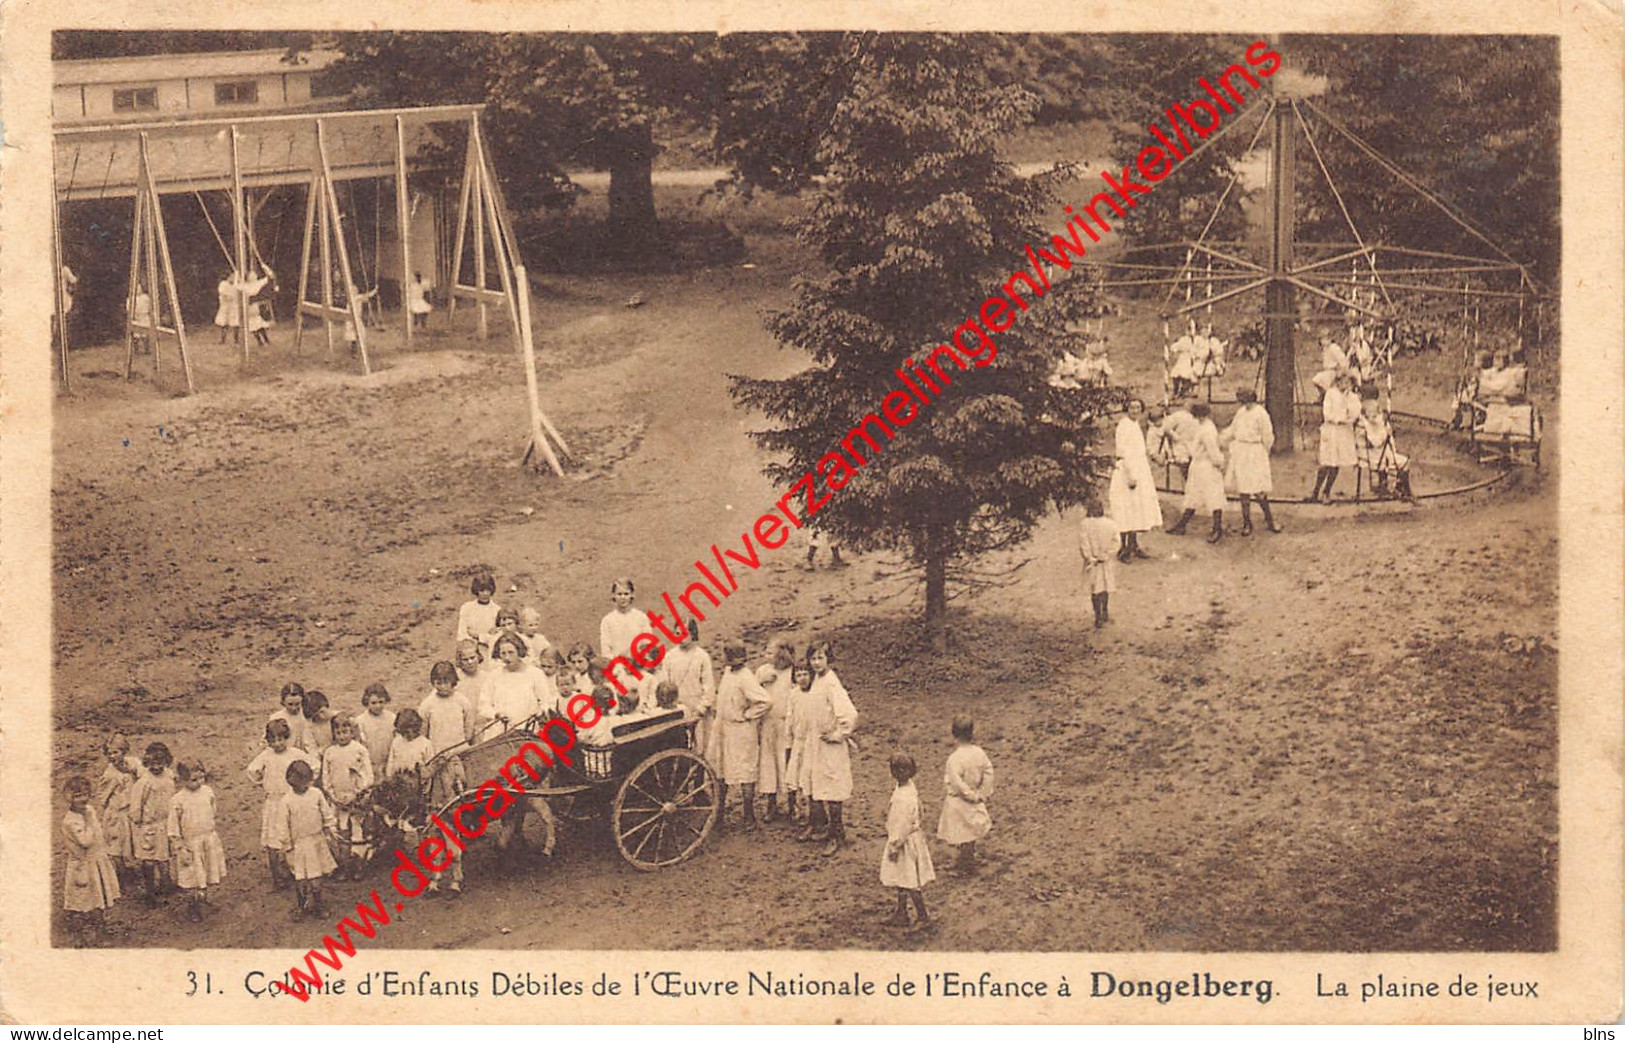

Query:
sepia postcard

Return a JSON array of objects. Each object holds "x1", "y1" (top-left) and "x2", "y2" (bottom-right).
[{"x1": 1, "y1": 0, "x2": 1620, "y2": 1026}]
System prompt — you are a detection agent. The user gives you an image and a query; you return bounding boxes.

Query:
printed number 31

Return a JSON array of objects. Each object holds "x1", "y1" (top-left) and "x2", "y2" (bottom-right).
[{"x1": 186, "y1": 971, "x2": 212, "y2": 996}]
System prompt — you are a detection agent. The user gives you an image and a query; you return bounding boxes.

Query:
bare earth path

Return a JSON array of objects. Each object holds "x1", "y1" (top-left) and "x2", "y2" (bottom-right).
[{"x1": 52, "y1": 239, "x2": 1555, "y2": 955}]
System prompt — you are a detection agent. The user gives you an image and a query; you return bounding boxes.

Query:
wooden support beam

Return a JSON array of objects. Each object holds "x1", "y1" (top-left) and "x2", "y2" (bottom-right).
[
  {"x1": 294, "y1": 173, "x2": 318, "y2": 355},
  {"x1": 448, "y1": 284, "x2": 509, "y2": 305},
  {"x1": 395, "y1": 115, "x2": 413, "y2": 348},
  {"x1": 230, "y1": 125, "x2": 251, "y2": 368},
  {"x1": 137, "y1": 132, "x2": 195, "y2": 394},
  {"x1": 297, "y1": 302, "x2": 355, "y2": 321},
  {"x1": 316, "y1": 120, "x2": 371, "y2": 375},
  {"x1": 143, "y1": 170, "x2": 162, "y2": 384},
  {"x1": 51, "y1": 159, "x2": 72, "y2": 391},
  {"x1": 514, "y1": 263, "x2": 564, "y2": 477},
  {"x1": 318, "y1": 165, "x2": 336, "y2": 358},
  {"x1": 124, "y1": 186, "x2": 144, "y2": 382},
  {"x1": 472, "y1": 125, "x2": 521, "y2": 339},
  {"x1": 448, "y1": 127, "x2": 476, "y2": 321},
  {"x1": 472, "y1": 128, "x2": 489, "y2": 341}
]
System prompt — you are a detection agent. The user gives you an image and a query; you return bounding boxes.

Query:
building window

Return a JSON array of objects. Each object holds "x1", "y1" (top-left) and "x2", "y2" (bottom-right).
[
  {"x1": 214, "y1": 80, "x2": 260, "y2": 106},
  {"x1": 112, "y1": 87, "x2": 158, "y2": 112}
]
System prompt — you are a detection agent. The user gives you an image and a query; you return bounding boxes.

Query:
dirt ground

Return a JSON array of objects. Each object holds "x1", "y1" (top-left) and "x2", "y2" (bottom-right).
[{"x1": 51, "y1": 226, "x2": 1557, "y2": 954}]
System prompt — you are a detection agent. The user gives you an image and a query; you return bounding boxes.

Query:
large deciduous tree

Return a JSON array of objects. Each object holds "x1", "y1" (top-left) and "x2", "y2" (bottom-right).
[
  {"x1": 731, "y1": 33, "x2": 1115, "y2": 651},
  {"x1": 328, "y1": 33, "x2": 717, "y2": 231}
]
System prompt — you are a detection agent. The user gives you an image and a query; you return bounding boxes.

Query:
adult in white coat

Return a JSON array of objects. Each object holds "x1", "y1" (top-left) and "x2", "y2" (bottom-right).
[
  {"x1": 804, "y1": 641, "x2": 858, "y2": 856},
  {"x1": 1107, "y1": 398, "x2": 1162, "y2": 563}
]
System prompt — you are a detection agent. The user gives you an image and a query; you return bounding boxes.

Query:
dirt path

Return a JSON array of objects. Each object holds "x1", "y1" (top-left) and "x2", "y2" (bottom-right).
[{"x1": 52, "y1": 238, "x2": 1555, "y2": 954}]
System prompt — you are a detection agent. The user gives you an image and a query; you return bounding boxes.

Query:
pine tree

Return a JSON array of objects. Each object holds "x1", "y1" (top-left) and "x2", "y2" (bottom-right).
[{"x1": 731, "y1": 33, "x2": 1118, "y2": 651}]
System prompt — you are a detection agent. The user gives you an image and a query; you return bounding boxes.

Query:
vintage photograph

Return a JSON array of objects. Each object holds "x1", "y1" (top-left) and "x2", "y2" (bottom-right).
[{"x1": 39, "y1": 27, "x2": 1569, "y2": 965}]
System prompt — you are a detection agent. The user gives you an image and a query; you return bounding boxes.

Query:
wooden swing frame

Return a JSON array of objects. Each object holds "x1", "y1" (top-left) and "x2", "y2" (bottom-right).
[{"x1": 53, "y1": 106, "x2": 569, "y2": 476}]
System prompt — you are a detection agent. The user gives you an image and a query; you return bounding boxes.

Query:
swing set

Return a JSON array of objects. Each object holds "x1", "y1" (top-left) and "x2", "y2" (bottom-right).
[{"x1": 52, "y1": 104, "x2": 570, "y2": 475}]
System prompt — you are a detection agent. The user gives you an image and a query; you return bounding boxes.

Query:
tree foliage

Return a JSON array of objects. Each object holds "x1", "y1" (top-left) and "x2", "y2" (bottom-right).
[
  {"x1": 327, "y1": 33, "x2": 717, "y2": 227},
  {"x1": 1099, "y1": 35, "x2": 1264, "y2": 261},
  {"x1": 1288, "y1": 35, "x2": 1559, "y2": 291},
  {"x1": 730, "y1": 34, "x2": 1116, "y2": 648}
]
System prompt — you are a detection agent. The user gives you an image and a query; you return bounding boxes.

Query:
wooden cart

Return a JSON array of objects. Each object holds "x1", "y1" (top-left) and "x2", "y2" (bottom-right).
[{"x1": 370, "y1": 710, "x2": 719, "y2": 872}]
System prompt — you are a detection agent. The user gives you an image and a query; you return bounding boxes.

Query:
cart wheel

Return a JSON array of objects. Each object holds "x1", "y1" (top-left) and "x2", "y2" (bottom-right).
[{"x1": 611, "y1": 748, "x2": 718, "y2": 871}]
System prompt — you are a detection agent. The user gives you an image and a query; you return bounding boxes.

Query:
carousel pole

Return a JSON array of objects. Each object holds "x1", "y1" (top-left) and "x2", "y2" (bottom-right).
[{"x1": 1263, "y1": 65, "x2": 1298, "y2": 451}]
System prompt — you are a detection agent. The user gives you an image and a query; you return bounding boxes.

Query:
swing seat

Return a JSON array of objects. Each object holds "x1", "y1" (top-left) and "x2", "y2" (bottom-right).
[{"x1": 1471, "y1": 400, "x2": 1542, "y2": 468}]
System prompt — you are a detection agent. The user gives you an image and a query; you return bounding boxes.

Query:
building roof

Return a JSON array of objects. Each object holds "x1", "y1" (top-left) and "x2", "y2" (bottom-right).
[{"x1": 55, "y1": 47, "x2": 340, "y2": 87}]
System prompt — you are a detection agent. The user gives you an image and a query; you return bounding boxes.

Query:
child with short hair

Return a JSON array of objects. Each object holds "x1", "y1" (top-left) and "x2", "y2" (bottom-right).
[
  {"x1": 564, "y1": 641, "x2": 601, "y2": 697},
  {"x1": 419, "y1": 661, "x2": 475, "y2": 757},
  {"x1": 355, "y1": 683, "x2": 396, "y2": 779},
  {"x1": 95, "y1": 734, "x2": 143, "y2": 872},
  {"x1": 454, "y1": 639, "x2": 490, "y2": 685},
  {"x1": 755, "y1": 637, "x2": 797, "y2": 823},
  {"x1": 456, "y1": 572, "x2": 502, "y2": 649},
  {"x1": 481, "y1": 606, "x2": 523, "y2": 656},
  {"x1": 168, "y1": 759, "x2": 227, "y2": 921},
  {"x1": 246, "y1": 719, "x2": 316, "y2": 890},
  {"x1": 321, "y1": 713, "x2": 375, "y2": 879},
  {"x1": 302, "y1": 690, "x2": 334, "y2": 763},
  {"x1": 128, "y1": 741, "x2": 175, "y2": 905},
  {"x1": 660, "y1": 620, "x2": 714, "y2": 753},
  {"x1": 937, "y1": 714, "x2": 995, "y2": 875},
  {"x1": 518, "y1": 607, "x2": 554, "y2": 666},
  {"x1": 881, "y1": 752, "x2": 935, "y2": 932},
  {"x1": 715, "y1": 638, "x2": 772, "y2": 832},
  {"x1": 599, "y1": 578, "x2": 644, "y2": 664},
  {"x1": 654, "y1": 680, "x2": 682, "y2": 713},
  {"x1": 270, "y1": 760, "x2": 336, "y2": 920},
  {"x1": 786, "y1": 662, "x2": 820, "y2": 834},
  {"x1": 269, "y1": 683, "x2": 313, "y2": 753},
  {"x1": 1079, "y1": 496, "x2": 1119, "y2": 629},
  {"x1": 385, "y1": 709, "x2": 434, "y2": 780},
  {"x1": 575, "y1": 684, "x2": 620, "y2": 747},
  {"x1": 62, "y1": 775, "x2": 121, "y2": 930}
]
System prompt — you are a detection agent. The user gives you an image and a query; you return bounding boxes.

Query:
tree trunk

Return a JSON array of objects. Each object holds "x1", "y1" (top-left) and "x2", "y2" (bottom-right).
[
  {"x1": 606, "y1": 123, "x2": 658, "y2": 238},
  {"x1": 923, "y1": 526, "x2": 949, "y2": 653}
]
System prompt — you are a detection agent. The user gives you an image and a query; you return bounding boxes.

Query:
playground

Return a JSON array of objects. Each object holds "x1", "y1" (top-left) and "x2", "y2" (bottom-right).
[{"x1": 47, "y1": 46, "x2": 1558, "y2": 955}]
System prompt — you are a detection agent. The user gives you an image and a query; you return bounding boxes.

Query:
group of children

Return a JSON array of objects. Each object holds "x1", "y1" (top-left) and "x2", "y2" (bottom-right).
[
  {"x1": 64, "y1": 570, "x2": 998, "y2": 937},
  {"x1": 64, "y1": 738, "x2": 226, "y2": 930}
]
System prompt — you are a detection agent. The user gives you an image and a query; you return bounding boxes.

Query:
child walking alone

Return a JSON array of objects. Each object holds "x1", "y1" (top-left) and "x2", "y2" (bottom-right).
[
  {"x1": 880, "y1": 753, "x2": 935, "y2": 933},
  {"x1": 937, "y1": 714, "x2": 995, "y2": 875},
  {"x1": 1078, "y1": 497, "x2": 1120, "y2": 629}
]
